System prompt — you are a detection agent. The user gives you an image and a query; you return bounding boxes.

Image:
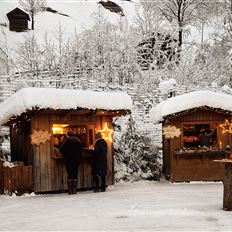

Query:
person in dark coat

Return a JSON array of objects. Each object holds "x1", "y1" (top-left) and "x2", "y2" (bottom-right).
[
  {"x1": 199, "y1": 128, "x2": 215, "y2": 147},
  {"x1": 60, "y1": 131, "x2": 83, "y2": 194},
  {"x1": 92, "y1": 132, "x2": 108, "y2": 192},
  {"x1": 199, "y1": 130, "x2": 210, "y2": 147}
]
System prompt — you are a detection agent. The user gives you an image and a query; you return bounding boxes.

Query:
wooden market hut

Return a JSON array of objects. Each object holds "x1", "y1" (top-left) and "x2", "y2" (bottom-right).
[
  {"x1": 150, "y1": 90, "x2": 232, "y2": 182},
  {"x1": 7, "y1": 7, "x2": 30, "y2": 32},
  {"x1": 0, "y1": 88, "x2": 132, "y2": 193}
]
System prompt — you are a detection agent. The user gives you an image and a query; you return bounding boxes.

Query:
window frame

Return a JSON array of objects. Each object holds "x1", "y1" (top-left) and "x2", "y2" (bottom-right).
[{"x1": 181, "y1": 121, "x2": 218, "y2": 149}]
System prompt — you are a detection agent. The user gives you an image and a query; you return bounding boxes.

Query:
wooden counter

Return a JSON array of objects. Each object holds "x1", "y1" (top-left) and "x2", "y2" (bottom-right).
[
  {"x1": 171, "y1": 151, "x2": 226, "y2": 182},
  {"x1": 174, "y1": 151, "x2": 226, "y2": 156}
]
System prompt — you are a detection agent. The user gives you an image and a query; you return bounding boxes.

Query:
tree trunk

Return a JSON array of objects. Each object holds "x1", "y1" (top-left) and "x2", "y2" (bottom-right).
[
  {"x1": 223, "y1": 163, "x2": 232, "y2": 211},
  {"x1": 178, "y1": 26, "x2": 182, "y2": 53},
  {"x1": 31, "y1": 13, "x2": 34, "y2": 30},
  {"x1": 175, "y1": 26, "x2": 182, "y2": 65}
]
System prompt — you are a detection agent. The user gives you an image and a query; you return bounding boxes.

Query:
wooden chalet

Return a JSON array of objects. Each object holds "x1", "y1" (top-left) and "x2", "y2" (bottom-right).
[
  {"x1": 0, "y1": 88, "x2": 132, "y2": 193},
  {"x1": 7, "y1": 7, "x2": 30, "y2": 32},
  {"x1": 150, "y1": 90, "x2": 232, "y2": 182}
]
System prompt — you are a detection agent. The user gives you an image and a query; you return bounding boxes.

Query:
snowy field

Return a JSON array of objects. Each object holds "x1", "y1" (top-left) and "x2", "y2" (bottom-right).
[{"x1": 0, "y1": 180, "x2": 232, "y2": 231}]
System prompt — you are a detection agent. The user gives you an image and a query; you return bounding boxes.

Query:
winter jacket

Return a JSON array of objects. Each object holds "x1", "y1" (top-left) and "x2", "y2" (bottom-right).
[
  {"x1": 60, "y1": 136, "x2": 83, "y2": 165},
  {"x1": 92, "y1": 138, "x2": 108, "y2": 176}
]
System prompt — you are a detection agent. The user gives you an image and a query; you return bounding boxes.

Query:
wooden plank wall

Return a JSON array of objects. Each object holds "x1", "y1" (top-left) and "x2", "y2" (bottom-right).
[
  {"x1": 10, "y1": 125, "x2": 32, "y2": 165},
  {"x1": 9, "y1": 18, "x2": 28, "y2": 32},
  {"x1": 162, "y1": 134, "x2": 171, "y2": 179},
  {"x1": 31, "y1": 113, "x2": 113, "y2": 192},
  {"x1": 2, "y1": 164, "x2": 33, "y2": 195},
  {"x1": 172, "y1": 154, "x2": 225, "y2": 181},
  {"x1": 0, "y1": 160, "x2": 3, "y2": 194},
  {"x1": 163, "y1": 109, "x2": 231, "y2": 181}
]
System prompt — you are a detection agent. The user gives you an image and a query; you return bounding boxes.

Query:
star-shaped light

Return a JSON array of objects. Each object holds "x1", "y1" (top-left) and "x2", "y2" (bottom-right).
[
  {"x1": 220, "y1": 119, "x2": 232, "y2": 134},
  {"x1": 99, "y1": 122, "x2": 113, "y2": 142}
]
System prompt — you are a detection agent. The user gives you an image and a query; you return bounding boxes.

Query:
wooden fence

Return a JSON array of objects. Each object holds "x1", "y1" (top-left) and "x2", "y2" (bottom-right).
[{"x1": 0, "y1": 160, "x2": 33, "y2": 195}]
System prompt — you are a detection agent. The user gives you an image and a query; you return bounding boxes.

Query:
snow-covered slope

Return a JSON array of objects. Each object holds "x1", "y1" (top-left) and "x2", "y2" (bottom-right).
[
  {"x1": 0, "y1": 0, "x2": 137, "y2": 39},
  {"x1": 0, "y1": 0, "x2": 138, "y2": 70}
]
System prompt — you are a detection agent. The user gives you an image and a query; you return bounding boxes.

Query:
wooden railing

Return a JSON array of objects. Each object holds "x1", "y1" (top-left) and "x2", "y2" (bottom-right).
[{"x1": 0, "y1": 160, "x2": 33, "y2": 195}]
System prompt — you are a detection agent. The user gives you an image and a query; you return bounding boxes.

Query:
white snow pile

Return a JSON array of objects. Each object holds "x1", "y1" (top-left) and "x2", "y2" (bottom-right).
[
  {"x1": 0, "y1": 87, "x2": 132, "y2": 124},
  {"x1": 158, "y1": 78, "x2": 177, "y2": 94},
  {"x1": 3, "y1": 161, "x2": 15, "y2": 168},
  {"x1": 150, "y1": 90, "x2": 232, "y2": 124}
]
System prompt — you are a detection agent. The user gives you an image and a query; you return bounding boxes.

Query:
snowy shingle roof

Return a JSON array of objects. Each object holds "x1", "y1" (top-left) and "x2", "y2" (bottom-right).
[
  {"x1": 150, "y1": 90, "x2": 232, "y2": 124},
  {"x1": 0, "y1": 88, "x2": 132, "y2": 124}
]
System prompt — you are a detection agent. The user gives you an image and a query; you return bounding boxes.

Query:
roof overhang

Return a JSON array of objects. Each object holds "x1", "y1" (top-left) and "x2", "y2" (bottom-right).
[
  {"x1": 150, "y1": 90, "x2": 232, "y2": 124},
  {"x1": 0, "y1": 88, "x2": 132, "y2": 125}
]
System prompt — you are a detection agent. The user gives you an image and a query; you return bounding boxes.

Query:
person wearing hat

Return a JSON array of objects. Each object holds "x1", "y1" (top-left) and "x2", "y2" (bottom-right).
[
  {"x1": 60, "y1": 129, "x2": 83, "y2": 194},
  {"x1": 91, "y1": 132, "x2": 108, "y2": 192}
]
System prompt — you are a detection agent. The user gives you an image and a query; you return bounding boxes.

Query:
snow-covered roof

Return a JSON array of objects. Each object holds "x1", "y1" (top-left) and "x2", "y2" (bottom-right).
[
  {"x1": 150, "y1": 90, "x2": 232, "y2": 124},
  {"x1": 0, "y1": 88, "x2": 132, "y2": 124}
]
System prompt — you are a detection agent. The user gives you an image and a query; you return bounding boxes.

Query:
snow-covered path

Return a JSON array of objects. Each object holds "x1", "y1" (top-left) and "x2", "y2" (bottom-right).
[{"x1": 0, "y1": 180, "x2": 231, "y2": 231}]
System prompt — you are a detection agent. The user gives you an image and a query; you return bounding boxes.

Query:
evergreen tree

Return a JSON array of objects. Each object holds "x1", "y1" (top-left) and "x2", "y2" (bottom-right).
[{"x1": 114, "y1": 116, "x2": 162, "y2": 182}]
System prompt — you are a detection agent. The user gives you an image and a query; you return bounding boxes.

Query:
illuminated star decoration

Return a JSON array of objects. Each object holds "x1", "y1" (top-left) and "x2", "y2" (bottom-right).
[
  {"x1": 99, "y1": 122, "x2": 113, "y2": 142},
  {"x1": 220, "y1": 119, "x2": 232, "y2": 134}
]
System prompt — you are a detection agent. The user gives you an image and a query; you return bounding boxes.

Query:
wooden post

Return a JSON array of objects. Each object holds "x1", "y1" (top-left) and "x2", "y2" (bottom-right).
[
  {"x1": 0, "y1": 160, "x2": 3, "y2": 194},
  {"x1": 223, "y1": 162, "x2": 232, "y2": 211},
  {"x1": 214, "y1": 159, "x2": 232, "y2": 211}
]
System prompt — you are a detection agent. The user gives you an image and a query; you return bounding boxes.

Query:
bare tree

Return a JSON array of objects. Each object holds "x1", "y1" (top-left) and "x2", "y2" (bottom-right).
[
  {"x1": 16, "y1": 33, "x2": 42, "y2": 75},
  {"x1": 221, "y1": 0, "x2": 232, "y2": 39},
  {"x1": 134, "y1": 1, "x2": 162, "y2": 36},
  {"x1": 0, "y1": 28, "x2": 11, "y2": 74},
  {"x1": 41, "y1": 32, "x2": 56, "y2": 71},
  {"x1": 19, "y1": 0, "x2": 46, "y2": 30},
  {"x1": 134, "y1": 0, "x2": 208, "y2": 67},
  {"x1": 201, "y1": 0, "x2": 232, "y2": 87},
  {"x1": 158, "y1": 0, "x2": 207, "y2": 54}
]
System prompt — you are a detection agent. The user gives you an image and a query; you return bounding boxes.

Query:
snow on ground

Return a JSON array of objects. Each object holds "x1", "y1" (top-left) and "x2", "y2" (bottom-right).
[{"x1": 0, "y1": 180, "x2": 231, "y2": 231}]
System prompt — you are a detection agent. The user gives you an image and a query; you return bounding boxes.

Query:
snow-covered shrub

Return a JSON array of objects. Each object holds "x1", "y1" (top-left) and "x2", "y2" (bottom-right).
[
  {"x1": 0, "y1": 148, "x2": 10, "y2": 161},
  {"x1": 114, "y1": 116, "x2": 162, "y2": 182},
  {"x1": 0, "y1": 128, "x2": 10, "y2": 161}
]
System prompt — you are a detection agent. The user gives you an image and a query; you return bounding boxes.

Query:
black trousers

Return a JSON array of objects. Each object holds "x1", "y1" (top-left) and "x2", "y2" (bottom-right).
[
  {"x1": 93, "y1": 175, "x2": 106, "y2": 190},
  {"x1": 66, "y1": 161, "x2": 79, "y2": 180}
]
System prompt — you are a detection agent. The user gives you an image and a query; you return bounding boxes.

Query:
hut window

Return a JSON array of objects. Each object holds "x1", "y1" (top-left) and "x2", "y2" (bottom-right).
[
  {"x1": 51, "y1": 123, "x2": 95, "y2": 156},
  {"x1": 52, "y1": 124, "x2": 87, "y2": 147},
  {"x1": 183, "y1": 123, "x2": 217, "y2": 148}
]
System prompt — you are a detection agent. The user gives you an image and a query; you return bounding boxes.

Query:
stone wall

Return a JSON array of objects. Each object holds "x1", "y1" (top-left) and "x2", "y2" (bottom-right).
[{"x1": 0, "y1": 71, "x2": 224, "y2": 151}]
